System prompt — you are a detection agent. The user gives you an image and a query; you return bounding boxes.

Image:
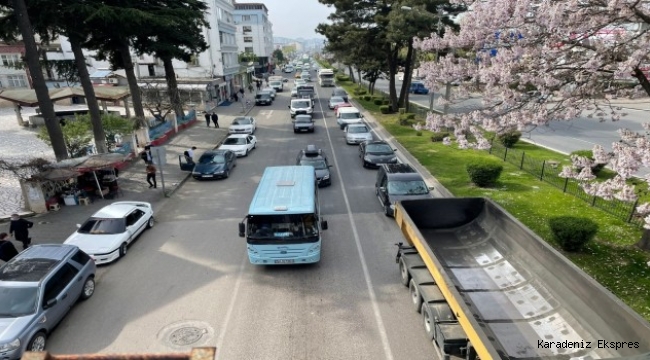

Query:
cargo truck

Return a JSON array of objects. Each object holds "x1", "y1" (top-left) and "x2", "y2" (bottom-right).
[{"x1": 394, "y1": 198, "x2": 650, "y2": 360}]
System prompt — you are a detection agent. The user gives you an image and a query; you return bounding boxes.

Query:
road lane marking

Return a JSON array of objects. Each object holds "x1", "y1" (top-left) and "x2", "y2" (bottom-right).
[
  {"x1": 314, "y1": 85, "x2": 395, "y2": 360},
  {"x1": 215, "y1": 254, "x2": 248, "y2": 360}
]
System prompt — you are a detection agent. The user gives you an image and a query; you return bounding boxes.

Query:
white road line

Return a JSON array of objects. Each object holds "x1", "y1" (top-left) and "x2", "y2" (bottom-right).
[
  {"x1": 214, "y1": 254, "x2": 248, "y2": 360},
  {"x1": 315, "y1": 86, "x2": 395, "y2": 360}
]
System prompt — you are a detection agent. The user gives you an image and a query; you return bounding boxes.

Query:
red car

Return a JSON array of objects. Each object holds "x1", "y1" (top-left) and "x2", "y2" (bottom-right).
[{"x1": 334, "y1": 103, "x2": 353, "y2": 117}]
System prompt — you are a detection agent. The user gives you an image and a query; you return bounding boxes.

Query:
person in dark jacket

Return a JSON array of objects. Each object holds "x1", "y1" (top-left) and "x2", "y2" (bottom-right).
[
  {"x1": 211, "y1": 112, "x2": 219, "y2": 128},
  {"x1": 0, "y1": 233, "x2": 18, "y2": 262},
  {"x1": 9, "y1": 214, "x2": 33, "y2": 250},
  {"x1": 205, "y1": 112, "x2": 211, "y2": 127}
]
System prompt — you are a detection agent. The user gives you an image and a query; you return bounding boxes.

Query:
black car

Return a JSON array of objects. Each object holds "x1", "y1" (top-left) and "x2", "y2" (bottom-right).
[
  {"x1": 359, "y1": 140, "x2": 398, "y2": 168},
  {"x1": 293, "y1": 114, "x2": 315, "y2": 133},
  {"x1": 296, "y1": 145, "x2": 332, "y2": 187},
  {"x1": 331, "y1": 87, "x2": 349, "y2": 102},
  {"x1": 255, "y1": 92, "x2": 272, "y2": 105},
  {"x1": 192, "y1": 150, "x2": 236, "y2": 180}
]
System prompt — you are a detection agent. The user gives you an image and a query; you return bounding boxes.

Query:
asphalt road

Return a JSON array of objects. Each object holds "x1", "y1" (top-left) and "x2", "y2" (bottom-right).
[{"x1": 46, "y1": 76, "x2": 436, "y2": 359}]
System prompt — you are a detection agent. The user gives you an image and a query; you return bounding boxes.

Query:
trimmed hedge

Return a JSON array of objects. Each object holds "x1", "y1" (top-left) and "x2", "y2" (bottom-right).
[
  {"x1": 336, "y1": 74, "x2": 350, "y2": 82},
  {"x1": 570, "y1": 150, "x2": 606, "y2": 175},
  {"x1": 353, "y1": 88, "x2": 367, "y2": 95},
  {"x1": 549, "y1": 216, "x2": 598, "y2": 252},
  {"x1": 362, "y1": 95, "x2": 372, "y2": 101},
  {"x1": 379, "y1": 105, "x2": 391, "y2": 114},
  {"x1": 373, "y1": 99, "x2": 384, "y2": 105},
  {"x1": 466, "y1": 159, "x2": 503, "y2": 187},
  {"x1": 431, "y1": 132, "x2": 450, "y2": 142},
  {"x1": 497, "y1": 130, "x2": 522, "y2": 148}
]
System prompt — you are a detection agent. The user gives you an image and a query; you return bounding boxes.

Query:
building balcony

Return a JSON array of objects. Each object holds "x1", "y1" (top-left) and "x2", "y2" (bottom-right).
[{"x1": 222, "y1": 64, "x2": 240, "y2": 75}]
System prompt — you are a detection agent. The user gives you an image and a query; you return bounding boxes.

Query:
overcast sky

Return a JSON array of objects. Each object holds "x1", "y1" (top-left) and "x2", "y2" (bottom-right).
[{"x1": 259, "y1": 0, "x2": 332, "y2": 39}]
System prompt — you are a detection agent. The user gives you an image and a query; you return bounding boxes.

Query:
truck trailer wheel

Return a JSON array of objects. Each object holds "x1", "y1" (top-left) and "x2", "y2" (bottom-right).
[
  {"x1": 421, "y1": 303, "x2": 436, "y2": 341},
  {"x1": 409, "y1": 279, "x2": 423, "y2": 313},
  {"x1": 399, "y1": 257, "x2": 410, "y2": 287}
]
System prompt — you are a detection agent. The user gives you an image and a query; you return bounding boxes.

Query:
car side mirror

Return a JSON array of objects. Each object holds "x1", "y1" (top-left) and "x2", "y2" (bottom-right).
[
  {"x1": 393, "y1": 149, "x2": 397, "y2": 151},
  {"x1": 287, "y1": 105, "x2": 290, "y2": 108},
  {"x1": 44, "y1": 298, "x2": 57, "y2": 309},
  {"x1": 238, "y1": 223, "x2": 245, "y2": 238},
  {"x1": 321, "y1": 219, "x2": 328, "y2": 230},
  {"x1": 361, "y1": 114, "x2": 365, "y2": 118},
  {"x1": 429, "y1": 186, "x2": 435, "y2": 191},
  {"x1": 379, "y1": 187, "x2": 386, "y2": 193},
  {"x1": 76, "y1": 224, "x2": 81, "y2": 228}
]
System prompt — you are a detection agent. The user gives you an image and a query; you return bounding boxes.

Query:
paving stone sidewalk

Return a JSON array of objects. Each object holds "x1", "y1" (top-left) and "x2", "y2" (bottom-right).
[{"x1": 0, "y1": 101, "x2": 252, "y2": 247}]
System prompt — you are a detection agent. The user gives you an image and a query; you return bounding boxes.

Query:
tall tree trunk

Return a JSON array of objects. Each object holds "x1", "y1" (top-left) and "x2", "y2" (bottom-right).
[
  {"x1": 637, "y1": 229, "x2": 650, "y2": 251},
  {"x1": 387, "y1": 44, "x2": 399, "y2": 111},
  {"x1": 357, "y1": 68, "x2": 362, "y2": 89},
  {"x1": 117, "y1": 40, "x2": 149, "y2": 144},
  {"x1": 69, "y1": 33, "x2": 107, "y2": 153},
  {"x1": 399, "y1": 42, "x2": 415, "y2": 109},
  {"x1": 162, "y1": 56, "x2": 184, "y2": 119},
  {"x1": 348, "y1": 64, "x2": 356, "y2": 83},
  {"x1": 11, "y1": 0, "x2": 68, "y2": 160}
]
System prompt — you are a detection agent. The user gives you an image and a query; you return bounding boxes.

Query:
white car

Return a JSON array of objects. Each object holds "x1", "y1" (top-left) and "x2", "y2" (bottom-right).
[
  {"x1": 291, "y1": 88, "x2": 298, "y2": 98},
  {"x1": 344, "y1": 124, "x2": 373, "y2": 144},
  {"x1": 64, "y1": 201, "x2": 154, "y2": 264},
  {"x1": 228, "y1": 116, "x2": 256, "y2": 134},
  {"x1": 294, "y1": 79, "x2": 306, "y2": 87},
  {"x1": 218, "y1": 134, "x2": 257, "y2": 157}
]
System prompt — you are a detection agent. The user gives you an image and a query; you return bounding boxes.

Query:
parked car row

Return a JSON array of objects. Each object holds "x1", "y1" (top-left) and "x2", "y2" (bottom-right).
[
  {"x1": 189, "y1": 116, "x2": 259, "y2": 180},
  {"x1": 0, "y1": 199, "x2": 160, "y2": 358}
]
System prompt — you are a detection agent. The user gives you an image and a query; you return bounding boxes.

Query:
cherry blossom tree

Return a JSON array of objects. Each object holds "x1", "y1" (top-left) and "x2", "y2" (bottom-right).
[{"x1": 413, "y1": 0, "x2": 650, "y2": 229}]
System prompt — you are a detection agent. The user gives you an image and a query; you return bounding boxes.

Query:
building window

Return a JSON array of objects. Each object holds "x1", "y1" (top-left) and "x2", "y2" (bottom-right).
[
  {"x1": 1, "y1": 54, "x2": 21, "y2": 67},
  {"x1": 188, "y1": 54, "x2": 199, "y2": 67},
  {"x1": 219, "y1": 31, "x2": 224, "y2": 44},
  {"x1": 7, "y1": 75, "x2": 27, "y2": 88},
  {"x1": 242, "y1": 15, "x2": 250, "y2": 21},
  {"x1": 243, "y1": 26, "x2": 252, "y2": 33},
  {"x1": 244, "y1": 36, "x2": 253, "y2": 43},
  {"x1": 245, "y1": 47, "x2": 254, "y2": 53}
]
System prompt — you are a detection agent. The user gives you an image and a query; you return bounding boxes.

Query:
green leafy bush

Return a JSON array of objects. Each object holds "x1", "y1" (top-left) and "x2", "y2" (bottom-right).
[
  {"x1": 549, "y1": 216, "x2": 598, "y2": 252},
  {"x1": 336, "y1": 74, "x2": 350, "y2": 82},
  {"x1": 353, "y1": 88, "x2": 367, "y2": 95},
  {"x1": 466, "y1": 159, "x2": 503, "y2": 187},
  {"x1": 362, "y1": 95, "x2": 372, "y2": 101},
  {"x1": 379, "y1": 105, "x2": 391, "y2": 114},
  {"x1": 373, "y1": 98, "x2": 384, "y2": 105},
  {"x1": 383, "y1": 99, "x2": 390, "y2": 105},
  {"x1": 497, "y1": 130, "x2": 522, "y2": 148},
  {"x1": 398, "y1": 108, "x2": 406, "y2": 115},
  {"x1": 431, "y1": 132, "x2": 450, "y2": 142},
  {"x1": 416, "y1": 131, "x2": 423, "y2": 136},
  {"x1": 404, "y1": 113, "x2": 416, "y2": 120},
  {"x1": 570, "y1": 150, "x2": 606, "y2": 175}
]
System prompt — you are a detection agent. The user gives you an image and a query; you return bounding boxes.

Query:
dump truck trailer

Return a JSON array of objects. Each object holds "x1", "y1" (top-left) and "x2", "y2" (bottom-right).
[{"x1": 394, "y1": 198, "x2": 650, "y2": 360}]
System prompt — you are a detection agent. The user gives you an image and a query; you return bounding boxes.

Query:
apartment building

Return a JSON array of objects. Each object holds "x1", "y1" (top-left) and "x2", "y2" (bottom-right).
[
  {"x1": 0, "y1": 43, "x2": 30, "y2": 90},
  {"x1": 234, "y1": 2, "x2": 274, "y2": 69}
]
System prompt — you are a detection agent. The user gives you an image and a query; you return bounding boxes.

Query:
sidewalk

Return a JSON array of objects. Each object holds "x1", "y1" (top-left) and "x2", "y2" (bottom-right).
[{"x1": 0, "y1": 102, "x2": 251, "y2": 245}]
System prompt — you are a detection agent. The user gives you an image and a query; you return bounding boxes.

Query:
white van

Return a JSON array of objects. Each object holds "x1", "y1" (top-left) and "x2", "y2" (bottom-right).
[
  {"x1": 336, "y1": 106, "x2": 364, "y2": 129},
  {"x1": 289, "y1": 98, "x2": 314, "y2": 118}
]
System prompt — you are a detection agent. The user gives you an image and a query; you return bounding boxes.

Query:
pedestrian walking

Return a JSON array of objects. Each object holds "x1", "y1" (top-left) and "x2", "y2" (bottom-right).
[
  {"x1": 211, "y1": 113, "x2": 219, "y2": 128},
  {"x1": 140, "y1": 145, "x2": 153, "y2": 164},
  {"x1": 248, "y1": 83, "x2": 254, "y2": 93},
  {"x1": 9, "y1": 214, "x2": 33, "y2": 250},
  {"x1": 0, "y1": 232, "x2": 18, "y2": 262},
  {"x1": 233, "y1": 92, "x2": 239, "y2": 102},
  {"x1": 146, "y1": 163, "x2": 157, "y2": 188},
  {"x1": 239, "y1": 88, "x2": 245, "y2": 97},
  {"x1": 187, "y1": 146, "x2": 197, "y2": 162},
  {"x1": 256, "y1": 80, "x2": 261, "y2": 91},
  {"x1": 205, "y1": 112, "x2": 211, "y2": 127}
]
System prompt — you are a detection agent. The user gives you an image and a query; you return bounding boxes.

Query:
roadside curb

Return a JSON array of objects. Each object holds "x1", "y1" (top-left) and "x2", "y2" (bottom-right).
[{"x1": 349, "y1": 99, "x2": 455, "y2": 198}]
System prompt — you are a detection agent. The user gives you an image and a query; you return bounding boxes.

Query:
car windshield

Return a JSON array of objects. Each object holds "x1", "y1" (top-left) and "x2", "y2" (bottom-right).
[
  {"x1": 233, "y1": 118, "x2": 252, "y2": 125},
  {"x1": 388, "y1": 180, "x2": 429, "y2": 195},
  {"x1": 270, "y1": 81, "x2": 281, "y2": 86},
  {"x1": 78, "y1": 218, "x2": 126, "y2": 234},
  {"x1": 255, "y1": 94, "x2": 269, "y2": 99},
  {"x1": 366, "y1": 144, "x2": 394, "y2": 154},
  {"x1": 340, "y1": 112, "x2": 360, "y2": 119},
  {"x1": 299, "y1": 158, "x2": 327, "y2": 170},
  {"x1": 348, "y1": 126, "x2": 369, "y2": 133},
  {"x1": 293, "y1": 101, "x2": 310, "y2": 108},
  {"x1": 199, "y1": 154, "x2": 226, "y2": 164},
  {"x1": 330, "y1": 97, "x2": 344, "y2": 103},
  {"x1": 224, "y1": 137, "x2": 246, "y2": 145},
  {"x1": 334, "y1": 90, "x2": 347, "y2": 96},
  {"x1": 247, "y1": 214, "x2": 319, "y2": 244},
  {"x1": 296, "y1": 117, "x2": 312, "y2": 123},
  {"x1": 0, "y1": 286, "x2": 38, "y2": 317}
]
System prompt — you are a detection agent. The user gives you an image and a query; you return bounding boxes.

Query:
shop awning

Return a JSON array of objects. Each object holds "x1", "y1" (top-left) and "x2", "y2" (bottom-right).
[
  {"x1": 32, "y1": 168, "x2": 81, "y2": 182},
  {"x1": 0, "y1": 86, "x2": 132, "y2": 107},
  {"x1": 49, "y1": 153, "x2": 129, "y2": 172}
]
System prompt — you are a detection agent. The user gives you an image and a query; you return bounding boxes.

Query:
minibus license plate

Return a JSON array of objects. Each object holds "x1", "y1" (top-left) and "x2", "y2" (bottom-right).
[{"x1": 275, "y1": 259, "x2": 295, "y2": 264}]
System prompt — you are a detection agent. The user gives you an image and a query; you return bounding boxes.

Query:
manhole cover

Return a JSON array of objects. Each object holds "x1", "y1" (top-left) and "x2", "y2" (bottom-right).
[
  {"x1": 157, "y1": 320, "x2": 215, "y2": 349},
  {"x1": 169, "y1": 326, "x2": 206, "y2": 346}
]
